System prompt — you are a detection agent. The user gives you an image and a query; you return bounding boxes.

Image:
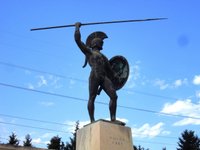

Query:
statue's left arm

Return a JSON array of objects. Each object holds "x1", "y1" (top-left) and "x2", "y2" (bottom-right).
[{"x1": 105, "y1": 57, "x2": 118, "y2": 81}]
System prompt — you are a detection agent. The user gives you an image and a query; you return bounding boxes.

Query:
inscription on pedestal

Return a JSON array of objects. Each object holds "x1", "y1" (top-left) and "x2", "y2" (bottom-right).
[
  {"x1": 76, "y1": 120, "x2": 134, "y2": 150},
  {"x1": 109, "y1": 136, "x2": 126, "y2": 145}
]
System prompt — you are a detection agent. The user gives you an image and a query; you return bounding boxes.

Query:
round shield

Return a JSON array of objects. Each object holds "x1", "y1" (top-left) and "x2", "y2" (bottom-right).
[{"x1": 109, "y1": 55, "x2": 129, "y2": 90}]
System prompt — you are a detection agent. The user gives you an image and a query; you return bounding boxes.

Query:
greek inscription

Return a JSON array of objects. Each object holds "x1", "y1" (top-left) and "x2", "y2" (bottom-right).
[{"x1": 109, "y1": 136, "x2": 126, "y2": 145}]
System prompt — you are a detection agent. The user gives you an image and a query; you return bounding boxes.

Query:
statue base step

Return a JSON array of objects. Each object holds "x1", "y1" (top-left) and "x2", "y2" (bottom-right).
[{"x1": 76, "y1": 119, "x2": 134, "y2": 150}]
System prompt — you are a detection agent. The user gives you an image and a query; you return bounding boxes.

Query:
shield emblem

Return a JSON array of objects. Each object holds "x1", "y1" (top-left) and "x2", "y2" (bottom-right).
[{"x1": 109, "y1": 55, "x2": 129, "y2": 90}]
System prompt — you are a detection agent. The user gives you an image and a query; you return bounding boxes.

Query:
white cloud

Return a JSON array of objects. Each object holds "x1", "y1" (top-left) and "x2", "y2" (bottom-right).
[
  {"x1": 64, "y1": 118, "x2": 128, "y2": 133},
  {"x1": 132, "y1": 63, "x2": 140, "y2": 80},
  {"x1": 41, "y1": 133, "x2": 54, "y2": 139},
  {"x1": 154, "y1": 78, "x2": 188, "y2": 90},
  {"x1": 161, "y1": 99, "x2": 200, "y2": 126},
  {"x1": 39, "y1": 101, "x2": 54, "y2": 107},
  {"x1": 173, "y1": 79, "x2": 182, "y2": 87},
  {"x1": 69, "y1": 79, "x2": 76, "y2": 89},
  {"x1": 126, "y1": 62, "x2": 145, "y2": 89},
  {"x1": 32, "y1": 138, "x2": 42, "y2": 144},
  {"x1": 27, "y1": 83, "x2": 34, "y2": 89},
  {"x1": 116, "y1": 117, "x2": 129, "y2": 124},
  {"x1": 37, "y1": 75, "x2": 48, "y2": 87},
  {"x1": 125, "y1": 66, "x2": 135, "y2": 88},
  {"x1": 132, "y1": 122, "x2": 169, "y2": 138},
  {"x1": 32, "y1": 137, "x2": 49, "y2": 145},
  {"x1": 154, "y1": 79, "x2": 169, "y2": 90},
  {"x1": 49, "y1": 75, "x2": 62, "y2": 89},
  {"x1": 104, "y1": 117, "x2": 129, "y2": 124},
  {"x1": 173, "y1": 118, "x2": 200, "y2": 126},
  {"x1": 26, "y1": 74, "x2": 62, "y2": 90},
  {"x1": 196, "y1": 91, "x2": 200, "y2": 98},
  {"x1": 173, "y1": 78, "x2": 188, "y2": 88},
  {"x1": 193, "y1": 75, "x2": 200, "y2": 85},
  {"x1": 63, "y1": 120, "x2": 90, "y2": 133}
]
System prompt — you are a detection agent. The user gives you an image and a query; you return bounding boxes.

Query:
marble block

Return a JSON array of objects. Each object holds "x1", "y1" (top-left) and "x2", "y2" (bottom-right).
[{"x1": 76, "y1": 120, "x2": 134, "y2": 150}]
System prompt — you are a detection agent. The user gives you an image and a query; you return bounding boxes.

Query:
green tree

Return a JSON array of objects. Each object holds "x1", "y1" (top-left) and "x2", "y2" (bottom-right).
[
  {"x1": 7, "y1": 132, "x2": 19, "y2": 146},
  {"x1": 65, "y1": 121, "x2": 79, "y2": 150},
  {"x1": 138, "y1": 145, "x2": 143, "y2": 150},
  {"x1": 47, "y1": 135, "x2": 63, "y2": 150},
  {"x1": 23, "y1": 134, "x2": 32, "y2": 147},
  {"x1": 133, "y1": 145, "x2": 138, "y2": 150},
  {"x1": 177, "y1": 129, "x2": 200, "y2": 150},
  {"x1": 136, "y1": 145, "x2": 149, "y2": 150}
]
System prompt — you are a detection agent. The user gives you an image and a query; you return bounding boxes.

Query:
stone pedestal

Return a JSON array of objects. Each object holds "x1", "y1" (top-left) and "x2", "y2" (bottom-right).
[{"x1": 76, "y1": 120, "x2": 134, "y2": 150}]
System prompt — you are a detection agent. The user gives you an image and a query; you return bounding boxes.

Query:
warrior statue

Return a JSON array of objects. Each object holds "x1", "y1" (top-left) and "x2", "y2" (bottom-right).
[
  {"x1": 74, "y1": 22, "x2": 129, "y2": 123},
  {"x1": 30, "y1": 18, "x2": 166, "y2": 123}
]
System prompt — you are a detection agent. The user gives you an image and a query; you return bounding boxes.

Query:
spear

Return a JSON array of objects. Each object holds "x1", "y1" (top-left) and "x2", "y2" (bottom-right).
[{"x1": 30, "y1": 17, "x2": 167, "y2": 31}]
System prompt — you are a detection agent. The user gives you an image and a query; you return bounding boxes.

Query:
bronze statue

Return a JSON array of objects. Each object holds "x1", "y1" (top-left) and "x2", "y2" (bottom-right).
[
  {"x1": 30, "y1": 18, "x2": 166, "y2": 124},
  {"x1": 74, "y1": 22, "x2": 129, "y2": 123}
]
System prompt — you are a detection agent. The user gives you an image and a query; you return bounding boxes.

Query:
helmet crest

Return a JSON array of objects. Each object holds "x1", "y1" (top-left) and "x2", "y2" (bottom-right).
[{"x1": 86, "y1": 31, "x2": 108, "y2": 48}]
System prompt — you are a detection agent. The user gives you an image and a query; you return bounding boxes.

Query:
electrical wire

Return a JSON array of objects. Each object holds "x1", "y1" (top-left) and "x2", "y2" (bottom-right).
[
  {"x1": 0, "y1": 61, "x2": 86, "y2": 83},
  {"x1": 0, "y1": 82, "x2": 199, "y2": 120},
  {"x1": 0, "y1": 61, "x2": 178, "y2": 100},
  {"x1": 134, "y1": 139, "x2": 176, "y2": 146},
  {"x1": 0, "y1": 120, "x2": 178, "y2": 141},
  {"x1": 0, "y1": 121, "x2": 69, "y2": 134},
  {"x1": 0, "y1": 28, "x2": 191, "y2": 149},
  {"x1": 0, "y1": 113, "x2": 72, "y2": 126}
]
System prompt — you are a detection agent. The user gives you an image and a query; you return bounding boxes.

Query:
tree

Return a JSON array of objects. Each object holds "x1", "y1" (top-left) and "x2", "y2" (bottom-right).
[
  {"x1": 177, "y1": 129, "x2": 200, "y2": 150},
  {"x1": 65, "y1": 121, "x2": 79, "y2": 150},
  {"x1": 47, "y1": 135, "x2": 63, "y2": 150},
  {"x1": 135, "y1": 145, "x2": 149, "y2": 150},
  {"x1": 133, "y1": 145, "x2": 138, "y2": 150},
  {"x1": 23, "y1": 134, "x2": 32, "y2": 147},
  {"x1": 7, "y1": 132, "x2": 19, "y2": 146}
]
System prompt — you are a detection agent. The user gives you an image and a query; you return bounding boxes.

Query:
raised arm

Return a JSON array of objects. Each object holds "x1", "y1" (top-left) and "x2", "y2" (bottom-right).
[{"x1": 74, "y1": 22, "x2": 91, "y2": 56}]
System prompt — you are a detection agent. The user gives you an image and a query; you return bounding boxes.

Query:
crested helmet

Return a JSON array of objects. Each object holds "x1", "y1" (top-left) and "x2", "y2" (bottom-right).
[{"x1": 86, "y1": 31, "x2": 108, "y2": 48}]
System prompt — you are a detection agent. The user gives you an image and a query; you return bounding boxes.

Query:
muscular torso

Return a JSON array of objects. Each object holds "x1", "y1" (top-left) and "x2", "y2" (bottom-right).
[
  {"x1": 88, "y1": 50, "x2": 109, "y2": 79},
  {"x1": 74, "y1": 30, "x2": 113, "y2": 81}
]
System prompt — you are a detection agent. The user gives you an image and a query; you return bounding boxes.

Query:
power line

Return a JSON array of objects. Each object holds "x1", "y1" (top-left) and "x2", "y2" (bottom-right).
[
  {"x1": 0, "y1": 61, "x2": 179, "y2": 100},
  {"x1": 0, "y1": 113, "x2": 73, "y2": 127},
  {"x1": 133, "y1": 133, "x2": 177, "y2": 140},
  {"x1": 0, "y1": 61, "x2": 65, "y2": 78},
  {"x1": 0, "y1": 136, "x2": 176, "y2": 147},
  {"x1": 0, "y1": 82, "x2": 87, "y2": 102},
  {"x1": 134, "y1": 139, "x2": 176, "y2": 146},
  {"x1": 0, "y1": 61, "x2": 86, "y2": 83},
  {"x1": 0, "y1": 137, "x2": 8, "y2": 143},
  {"x1": 0, "y1": 137, "x2": 8, "y2": 140},
  {"x1": 0, "y1": 120, "x2": 179, "y2": 149},
  {"x1": 0, "y1": 112, "x2": 178, "y2": 143},
  {"x1": 0, "y1": 120, "x2": 177, "y2": 143},
  {"x1": 117, "y1": 103, "x2": 200, "y2": 120},
  {"x1": 0, "y1": 137, "x2": 177, "y2": 148},
  {"x1": 122, "y1": 88, "x2": 177, "y2": 100},
  {"x1": 0, "y1": 82, "x2": 200, "y2": 120},
  {"x1": 0, "y1": 121, "x2": 69, "y2": 134}
]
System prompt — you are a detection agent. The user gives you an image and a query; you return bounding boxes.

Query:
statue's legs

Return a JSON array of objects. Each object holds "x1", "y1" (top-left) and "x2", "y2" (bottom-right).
[
  {"x1": 88, "y1": 94, "x2": 97, "y2": 122},
  {"x1": 102, "y1": 77, "x2": 118, "y2": 121},
  {"x1": 88, "y1": 73, "x2": 99, "y2": 122},
  {"x1": 109, "y1": 94, "x2": 118, "y2": 121}
]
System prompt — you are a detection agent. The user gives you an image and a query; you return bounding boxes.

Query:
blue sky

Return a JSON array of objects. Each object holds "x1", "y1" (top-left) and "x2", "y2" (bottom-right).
[{"x1": 0, "y1": 0, "x2": 200, "y2": 149}]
